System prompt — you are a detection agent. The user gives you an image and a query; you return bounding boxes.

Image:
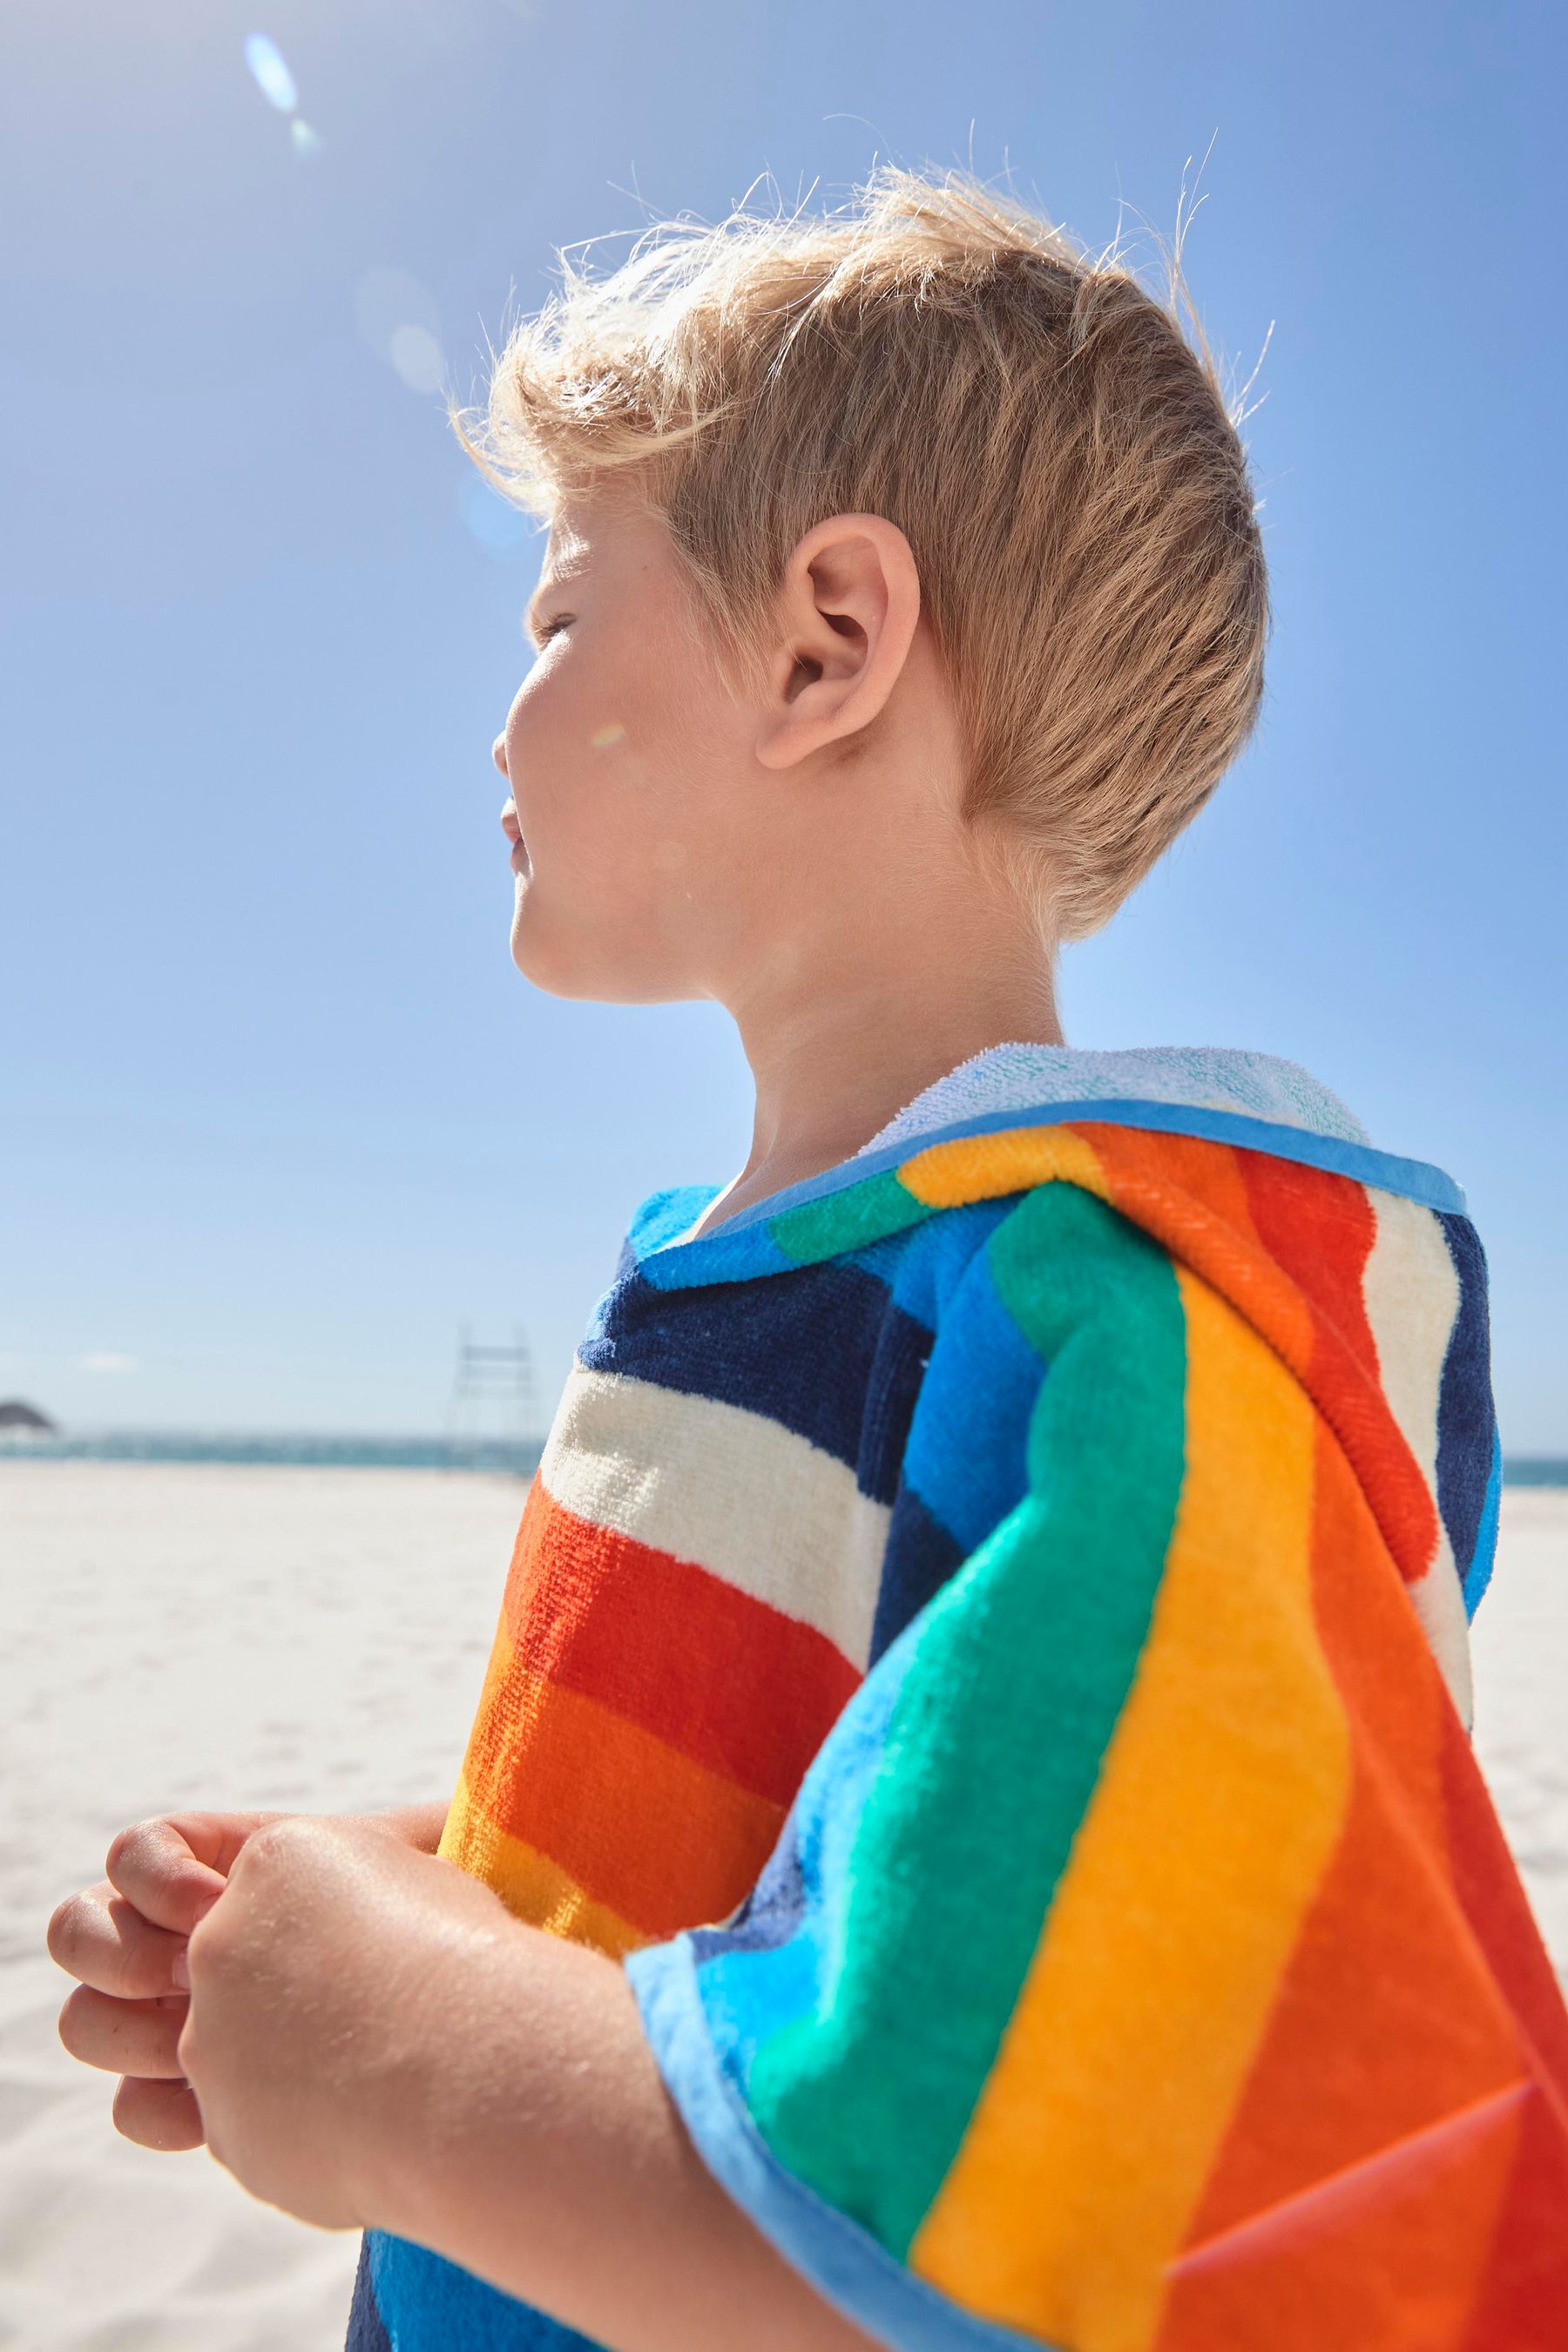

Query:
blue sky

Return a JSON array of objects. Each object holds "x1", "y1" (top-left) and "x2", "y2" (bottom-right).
[{"x1": 3, "y1": 0, "x2": 1564, "y2": 1448}]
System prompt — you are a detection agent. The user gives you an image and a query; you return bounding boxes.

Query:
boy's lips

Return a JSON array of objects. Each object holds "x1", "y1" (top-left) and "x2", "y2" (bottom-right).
[{"x1": 501, "y1": 800, "x2": 531, "y2": 875}]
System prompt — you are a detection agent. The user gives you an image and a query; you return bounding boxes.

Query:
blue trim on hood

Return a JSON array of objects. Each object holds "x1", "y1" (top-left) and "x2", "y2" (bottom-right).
[{"x1": 639, "y1": 1096, "x2": 1467, "y2": 1264}]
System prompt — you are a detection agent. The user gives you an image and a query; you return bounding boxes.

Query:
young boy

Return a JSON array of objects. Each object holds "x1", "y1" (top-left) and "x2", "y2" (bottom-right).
[{"x1": 47, "y1": 167, "x2": 1568, "y2": 2351}]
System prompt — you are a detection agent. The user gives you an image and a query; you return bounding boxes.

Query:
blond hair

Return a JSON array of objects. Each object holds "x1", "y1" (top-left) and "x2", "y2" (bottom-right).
[{"x1": 449, "y1": 166, "x2": 1268, "y2": 943}]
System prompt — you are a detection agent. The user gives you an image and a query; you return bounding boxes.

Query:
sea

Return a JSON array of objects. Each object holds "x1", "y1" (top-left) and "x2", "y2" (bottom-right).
[
  {"x1": 1, "y1": 1430, "x2": 1563, "y2": 1486},
  {"x1": 0, "y1": 1431, "x2": 544, "y2": 1476}
]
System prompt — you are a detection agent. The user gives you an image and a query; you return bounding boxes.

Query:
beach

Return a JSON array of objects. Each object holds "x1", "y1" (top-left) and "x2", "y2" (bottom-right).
[
  {"x1": 1, "y1": 1462, "x2": 1565, "y2": 2349},
  {"x1": 0, "y1": 1463, "x2": 522, "y2": 2351}
]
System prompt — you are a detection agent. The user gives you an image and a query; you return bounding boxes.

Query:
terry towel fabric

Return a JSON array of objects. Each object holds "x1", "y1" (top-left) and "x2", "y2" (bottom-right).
[{"x1": 347, "y1": 1046, "x2": 1568, "y2": 2352}]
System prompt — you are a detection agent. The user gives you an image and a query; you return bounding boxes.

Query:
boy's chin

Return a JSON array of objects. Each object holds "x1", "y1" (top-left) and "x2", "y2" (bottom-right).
[
  {"x1": 507, "y1": 905, "x2": 614, "y2": 999},
  {"x1": 508, "y1": 909, "x2": 695, "y2": 1006}
]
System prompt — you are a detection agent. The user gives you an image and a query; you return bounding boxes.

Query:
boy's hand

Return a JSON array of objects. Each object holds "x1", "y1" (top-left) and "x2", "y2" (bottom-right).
[
  {"x1": 47, "y1": 1801, "x2": 449, "y2": 2153},
  {"x1": 168, "y1": 1813, "x2": 512, "y2": 2229}
]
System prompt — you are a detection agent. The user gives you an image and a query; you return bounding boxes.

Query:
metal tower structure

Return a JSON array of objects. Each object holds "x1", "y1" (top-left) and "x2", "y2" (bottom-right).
[{"x1": 445, "y1": 1324, "x2": 539, "y2": 1467}]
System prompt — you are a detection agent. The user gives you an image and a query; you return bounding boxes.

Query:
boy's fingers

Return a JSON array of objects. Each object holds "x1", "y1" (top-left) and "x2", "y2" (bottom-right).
[
  {"x1": 111, "y1": 2072, "x2": 206, "y2": 2153},
  {"x1": 104, "y1": 1817, "x2": 233, "y2": 1934},
  {"x1": 58, "y1": 1984, "x2": 188, "y2": 2078},
  {"x1": 47, "y1": 1881, "x2": 188, "y2": 1998}
]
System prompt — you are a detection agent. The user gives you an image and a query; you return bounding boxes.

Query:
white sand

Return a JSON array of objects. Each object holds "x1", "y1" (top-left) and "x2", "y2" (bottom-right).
[
  {"x1": 1467, "y1": 1488, "x2": 1568, "y2": 1974},
  {"x1": 0, "y1": 1464, "x2": 1564, "y2": 2349},
  {"x1": 0, "y1": 1463, "x2": 524, "y2": 2351}
]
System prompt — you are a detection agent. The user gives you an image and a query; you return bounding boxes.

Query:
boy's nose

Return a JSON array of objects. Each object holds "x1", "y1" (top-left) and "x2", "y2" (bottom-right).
[{"x1": 492, "y1": 733, "x2": 509, "y2": 778}]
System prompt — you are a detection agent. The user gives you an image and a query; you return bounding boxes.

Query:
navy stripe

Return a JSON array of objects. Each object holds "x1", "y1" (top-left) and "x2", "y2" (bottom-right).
[
  {"x1": 578, "y1": 1257, "x2": 909, "y2": 1493},
  {"x1": 870, "y1": 1484, "x2": 966, "y2": 1666},
  {"x1": 854, "y1": 1301, "x2": 934, "y2": 1505},
  {"x1": 1435, "y1": 1212, "x2": 1497, "y2": 1589},
  {"x1": 344, "y1": 2235, "x2": 392, "y2": 2352}
]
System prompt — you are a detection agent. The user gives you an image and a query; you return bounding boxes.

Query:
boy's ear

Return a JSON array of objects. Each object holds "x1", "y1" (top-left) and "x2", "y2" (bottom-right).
[{"x1": 754, "y1": 514, "x2": 923, "y2": 772}]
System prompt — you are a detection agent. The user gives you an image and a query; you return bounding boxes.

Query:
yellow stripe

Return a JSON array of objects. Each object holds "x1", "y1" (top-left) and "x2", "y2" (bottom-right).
[
  {"x1": 438, "y1": 1768, "x2": 645, "y2": 1961},
  {"x1": 910, "y1": 1267, "x2": 1351, "y2": 2352},
  {"x1": 897, "y1": 1125, "x2": 1112, "y2": 1210}
]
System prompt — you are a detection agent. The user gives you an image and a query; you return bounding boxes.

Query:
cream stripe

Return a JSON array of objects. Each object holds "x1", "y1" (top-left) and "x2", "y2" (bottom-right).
[
  {"x1": 540, "y1": 1365, "x2": 889, "y2": 1667},
  {"x1": 911, "y1": 1269, "x2": 1350, "y2": 2352},
  {"x1": 1360, "y1": 1191, "x2": 1471, "y2": 1722}
]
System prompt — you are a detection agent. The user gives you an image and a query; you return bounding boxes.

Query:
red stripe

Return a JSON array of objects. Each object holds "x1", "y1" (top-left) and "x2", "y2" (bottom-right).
[
  {"x1": 1437, "y1": 1705, "x2": 1568, "y2": 2111},
  {"x1": 1079, "y1": 1128, "x2": 1438, "y2": 1583},
  {"x1": 1238, "y1": 1152, "x2": 1379, "y2": 1377},
  {"x1": 1457, "y1": 2086, "x2": 1568, "y2": 2349},
  {"x1": 1240, "y1": 1152, "x2": 1440, "y2": 1584},
  {"x1": 1240, "y1": 1152, "x2": 1438, "y2": 1580},
  {"x1": 504, "y1": 1477, "x2": 862, "y2": 1806}
]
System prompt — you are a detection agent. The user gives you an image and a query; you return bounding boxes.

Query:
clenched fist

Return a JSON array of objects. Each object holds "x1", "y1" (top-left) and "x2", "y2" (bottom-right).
[{"x1": 46, "y1": 1800, "x2": 448, "y2": 2151}]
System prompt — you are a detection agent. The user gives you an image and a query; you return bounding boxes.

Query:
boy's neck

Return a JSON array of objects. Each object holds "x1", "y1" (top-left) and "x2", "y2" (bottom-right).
[{"x1": 696, "y1": 958, "x2": 1064, "y2": 1237}]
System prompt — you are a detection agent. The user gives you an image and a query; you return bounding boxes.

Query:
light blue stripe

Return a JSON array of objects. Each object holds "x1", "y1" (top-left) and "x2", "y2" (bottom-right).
[
  {"x1": 635, "y1": 1099, "x2": 1467, "y2": 1268},
  {"x1": 625, "y1": 1938, "x2": 1066, "y2": 2352},
  {"x1": 1464, "y1": 1425, "x2": 1505, "y2": 1617}
]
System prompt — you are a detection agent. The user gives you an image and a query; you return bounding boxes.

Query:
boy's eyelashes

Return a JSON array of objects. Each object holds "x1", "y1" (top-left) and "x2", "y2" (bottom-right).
[{"x1": 530, "y1": 612, "x2": 575, "y2": 649}]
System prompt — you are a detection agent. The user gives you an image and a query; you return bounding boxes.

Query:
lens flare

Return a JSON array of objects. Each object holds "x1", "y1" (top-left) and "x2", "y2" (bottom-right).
[
  {"x1": 591, "y1": 724, "x2": 627, "y2": 751},
  {"x1": 354, "y1": 267, "x2": 445, "y2": 393},
  {"x1": 243, "y1": 32, "x2": 298, "y2": 113},
  {"x1": 290, "y1": 118, "x2": 322, "y2": 157},
  {"x1": 389, "y1": 323, "x2": 444, "y2": 394},
  {"x1": 461, "y1": 475, "x2": 531, "y2": 554}
]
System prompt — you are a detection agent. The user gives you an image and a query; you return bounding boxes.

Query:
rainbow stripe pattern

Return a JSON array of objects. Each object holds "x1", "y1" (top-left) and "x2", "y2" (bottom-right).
[{"x1": 348, "y1": 1094, "x2": 1568, "y2": 2352}]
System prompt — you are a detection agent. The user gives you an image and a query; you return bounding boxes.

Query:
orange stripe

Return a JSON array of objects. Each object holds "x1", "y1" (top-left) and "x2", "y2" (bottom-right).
[
  {"x1": 1155, "y1": 1425, "x2": 1519, "y2": 2350},
  {"x1": 1078, "y1": 1126, "x2": 1318, "y2": 1373},
  {"x1": 437, "y1": 1787, "x2": 644, "y2": 1959},
  {"x1": 454, "y1": 1612, "x2": 786, "y2": 1936},
  {"x1": 1155, "y1": 2093, "x2": 1522, "y2": 2350},
  {"x1": 912, "y1": 1263, "x2": 1347, "y2": 2352}
]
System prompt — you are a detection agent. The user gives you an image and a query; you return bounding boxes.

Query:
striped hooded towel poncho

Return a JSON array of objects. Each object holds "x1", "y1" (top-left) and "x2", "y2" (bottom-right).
[{"x1": 348, "y1": 1044, "x2": 1568, "y2": 2352}]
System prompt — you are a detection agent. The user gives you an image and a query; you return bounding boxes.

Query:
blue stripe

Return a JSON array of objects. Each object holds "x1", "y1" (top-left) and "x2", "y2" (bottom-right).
[
  {"x1": 897, "y1": 1247, "x2": 1043, "y2": 1560},
  {"x1": 625, "y1": 1940, "x2": 1067, "y2": 2352},
  {"x1": 631, "y1": 1099, "x2": 1467, "y2": 1281},
  {"x1": 1464, "y1": 1427, "x2": 1504, "y2": 1618},
  {"x1": 357, "y1": 2230, "x2": 605, "y2": 2350}
]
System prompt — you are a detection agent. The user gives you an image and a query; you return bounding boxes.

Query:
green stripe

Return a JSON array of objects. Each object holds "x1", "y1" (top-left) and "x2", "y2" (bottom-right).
[
  {"x1": 745, "y1": 1182, "x2": 1189, "y2": 2255},
  {"x1": 768, "y1": 1167, "x2": 931, "y2": 1264}
]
